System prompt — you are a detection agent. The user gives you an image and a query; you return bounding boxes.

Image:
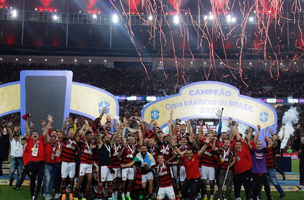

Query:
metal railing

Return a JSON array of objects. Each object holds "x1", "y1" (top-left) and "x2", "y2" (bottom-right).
[{"x1": 1, "y1": 8, "x2": 302, "y2": 26}]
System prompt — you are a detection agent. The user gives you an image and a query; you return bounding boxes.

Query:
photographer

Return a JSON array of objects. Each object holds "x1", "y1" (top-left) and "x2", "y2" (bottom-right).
[{"x1": 0, "y1": 126, "x2": 10, "y2": 176}]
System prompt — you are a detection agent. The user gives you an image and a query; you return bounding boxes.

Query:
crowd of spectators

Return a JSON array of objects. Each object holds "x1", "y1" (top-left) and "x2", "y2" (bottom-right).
[
  {"x1": 0, "y1": 62, "x2": 304, "y2": 97},
  {"x1": 1, "y1": 103, "x2": 303, "y2": 156},
  {"x1": 0, "y1": 61, "x2": 303, "y2": 158}
]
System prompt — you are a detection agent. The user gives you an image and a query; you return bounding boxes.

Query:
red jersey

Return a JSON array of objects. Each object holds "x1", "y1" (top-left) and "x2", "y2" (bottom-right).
[
  {"x1": 27, "y1": 135, "x2": 45, "y2": 162},
  {"x1": 61, "y1": 138, "x2": 78, "y2": 163},
  {"x1": 157, "y1": 163, "x2": 173, "y2": 187},
  {"x1": 111, "y1": 143, "x2": 123, "y2": 168},
  {"x1": 23, "y1": 144, "x2": 29, "y2": 166},
  {"x1": 54, "y1": 140, "x2": 63, "y2": 163},
  {"x1": 79, "y1": 141, "x2": 95, "y2": 164},
  {"x1": 122, "y1": 144, "x2": 138, "y2": 166},
  {"x1": 183, "y1": 153, "x2": 201, "y2": 179},
  {"x1": 266, "y1": 147, "x2": 276, "y2": 169},
  {"x1": 233, "y1": 140, "x2": 251, "y2": 174},
  {"x1": 44, "y1": 142, "x2": 55, "y2": 164}
]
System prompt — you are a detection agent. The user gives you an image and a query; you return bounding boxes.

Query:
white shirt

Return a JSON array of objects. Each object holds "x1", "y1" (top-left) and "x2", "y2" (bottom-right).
[{"x1": 10, "y1": 139, "x2": 23, "y2": 158}]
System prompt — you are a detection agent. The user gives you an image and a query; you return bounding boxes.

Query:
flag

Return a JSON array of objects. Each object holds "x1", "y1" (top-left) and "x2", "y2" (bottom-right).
[{"x1": 134, "y1": 152, "x2": 156, "y2": 167}]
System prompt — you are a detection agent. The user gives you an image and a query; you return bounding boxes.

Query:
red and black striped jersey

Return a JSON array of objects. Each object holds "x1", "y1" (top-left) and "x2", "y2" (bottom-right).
[
  {"x1": 157, "y1": 163, "x2": 173, "y2": 187},
  {"x1": 179, "y1": 144, "x2": 191, "y2": 166},
  {"x1": 158, "y1": 142, "x2": 173, "y2": 161},
  {"x1": 218, "y1": 148, "x2": 235, "y2": 171},
  {"x1": 111, "y1": 143, "x2": 123, "y2": 168},
  {"x1": 79, "y1": 141, "x2": 95, "y2": 164},
  {"x1": 176, "y1": 132, "x2": 190, "y2": 142},
  {"x1": 122, "y1": 144, "x2": 138, "y2": 165},
  {"x1": 179, "y1": 144, "x2": 191, "y2": 154},
  {"x1": 61, "y1": 138, "x2": 78, "y2": 163},
  {"x1": 106, "y1": 130, "x2": 114, "y2": 139},
  {"x1": 217, "y1": 141, "x2": 225, "y2": 148},
  {"x1": 200, "y1": 143, "x2": 216, "y2": 167},
  {"x1": 148, "y1": 145, "x2": 159, "y2": 164},
  {"x1": 266, "y1": 147, "x2": 276, "y2": 169}
]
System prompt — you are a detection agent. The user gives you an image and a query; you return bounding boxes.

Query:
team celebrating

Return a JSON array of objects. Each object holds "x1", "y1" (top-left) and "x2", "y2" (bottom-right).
[{"x1": 7, "y1": 107, "x2": 304, "y2": 200}]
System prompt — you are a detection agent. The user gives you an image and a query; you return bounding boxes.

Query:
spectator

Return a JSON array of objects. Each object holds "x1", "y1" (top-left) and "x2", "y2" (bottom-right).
[{"x1": 0, "y1": 126, "x2": 10, "y2": 176}]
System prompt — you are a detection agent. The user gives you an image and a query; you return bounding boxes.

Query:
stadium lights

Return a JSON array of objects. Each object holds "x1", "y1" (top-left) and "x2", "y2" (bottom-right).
[
  {"x1": 11, "y1": 9, "x2": 17, "y2": 18},
  {"x1": 112, "y1": 14, "x2": 119, "y2": 24},
  {"x1": 104, "y1": 60, "x2": 107, "y2": 63},
  {"x1": 75, "y1": 59, "x2": 77, "y2": 62},
  {"x1": 61, "y1": 59, "x2": 64, "y2": 62},
  {"x1": 45, "y1": 59, "x2": 47, "y2": 62},
  {"x1": 92, "y1": 14, "x2": 97, "y2": 19},
  {"x1": 16, "y1": 58, "x2": 18, "y2": 61},
  {"x1": 53, "y1": 15, "x2": 59, "y2": 20},
  {"x1": 89, "y1": 59, "x2": 92, "y2": 62},
  {"x1": 249, "y1": 17, "x2": 254, "y2": 22},
  {"x1": 208, "y1": 15, "x2": 214, "y2": 20},
  {"x1": 148, "y1": 15, "x2": 153, "y2": 21},
  {"x1": 173, "y1": 15, "x2": 180, "y2": 24},
  {"x1": 29, "y1": 59, "x2": 31, "y2": 61},
  {"x1": 204, "y1": 15, "x2": 208, "y2": 21},
  {"x1": 226, "y1": 15, "x2": 236, "y2": 23}
]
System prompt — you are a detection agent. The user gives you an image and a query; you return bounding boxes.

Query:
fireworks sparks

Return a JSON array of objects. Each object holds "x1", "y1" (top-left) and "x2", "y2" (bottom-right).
[{"x1": 108, "y1": 0, "x2": 303, "y2": 91}]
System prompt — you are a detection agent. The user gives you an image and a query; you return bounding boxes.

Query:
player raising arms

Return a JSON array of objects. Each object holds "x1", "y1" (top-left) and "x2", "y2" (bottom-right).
[
  {"x1": 120, "y1": 120, "x2": 143, "y2": 200},
  {"x1": 60, "y1": 119, "x2": 79, "y2": 200},
  {"x1": 74, "y1": 130, "x2": 96, "y2": 200}
]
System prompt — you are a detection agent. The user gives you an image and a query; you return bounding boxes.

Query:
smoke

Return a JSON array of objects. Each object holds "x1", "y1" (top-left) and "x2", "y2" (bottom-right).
[
  {"x1": 220, "y1": 120, "x2": 230, "y2": 133},
  {"x1": 279, "y1": 107, "x2": 299, "y2": 148},
  {"x1": 217, "y1": 120, "x2": 249, "y2": 138},
  {"x1": 238, "y1": 123, "x2": 250, "y2": 136}
]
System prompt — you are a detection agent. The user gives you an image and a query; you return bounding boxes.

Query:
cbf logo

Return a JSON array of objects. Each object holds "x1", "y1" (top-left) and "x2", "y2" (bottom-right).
[
  {"x1": 259, "y1": 111, "x2": 268, "y2": 123},
  {"x1": 99, "y1": 99, "x2": 110, "y2": 114},
  {"x1": 151, "y1": 108, "x2": 160, "y2": 120}
]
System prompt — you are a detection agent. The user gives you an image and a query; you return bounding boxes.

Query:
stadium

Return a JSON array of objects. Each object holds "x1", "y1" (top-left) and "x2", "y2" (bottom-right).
[{"x1": 0, "y1": 0, "x2": 304, "y2": 200}]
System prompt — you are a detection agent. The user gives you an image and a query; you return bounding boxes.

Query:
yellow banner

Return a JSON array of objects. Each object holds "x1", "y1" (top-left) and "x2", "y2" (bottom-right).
[
  {"x1": 0, "y1": 82, "x2": 20, "y2": 117},
  {"x1": 142, "y1": 81, "x2": 277, "y2": 131},
  {"x1": 0, "y1": 82, "x2": 119, "y2": 122},
  {"x1": 70, "y1": 83, "x2": 119, "y2": 122}
]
